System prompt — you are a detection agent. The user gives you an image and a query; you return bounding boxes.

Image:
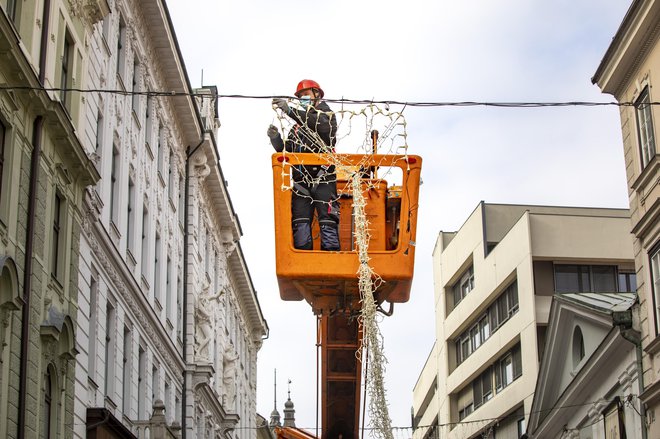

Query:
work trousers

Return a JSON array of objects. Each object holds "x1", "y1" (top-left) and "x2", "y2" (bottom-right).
[{"x1": 291, "y1": 179, "x2": 340, "y2": 251}]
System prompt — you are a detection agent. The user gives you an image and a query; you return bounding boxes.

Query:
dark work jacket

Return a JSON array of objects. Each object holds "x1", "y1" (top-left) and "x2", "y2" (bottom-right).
[{"x1": 271, "y1": 101, "x2": 337, "y2": 184}]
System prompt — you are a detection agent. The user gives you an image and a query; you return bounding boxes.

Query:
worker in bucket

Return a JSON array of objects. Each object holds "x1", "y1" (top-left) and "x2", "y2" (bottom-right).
[{"x1": 267, "y1": 79, "x2": 340, "y2": 251}]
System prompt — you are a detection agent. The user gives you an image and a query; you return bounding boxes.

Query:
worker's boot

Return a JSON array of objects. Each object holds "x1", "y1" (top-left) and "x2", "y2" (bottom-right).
[
  {"x1": 293, "y1": 222, "x2": 313, "y2": 250},
  {"x1": 320, "y1": 224, "x2": 340, "y2": 251}
]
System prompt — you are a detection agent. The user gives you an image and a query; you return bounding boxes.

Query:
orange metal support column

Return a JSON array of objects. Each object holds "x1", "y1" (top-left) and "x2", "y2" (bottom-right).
[{"x1": 320, "y1": 312, "x2": 363, "y2": 439}]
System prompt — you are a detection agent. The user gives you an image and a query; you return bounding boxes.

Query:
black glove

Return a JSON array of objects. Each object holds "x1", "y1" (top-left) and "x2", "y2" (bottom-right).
[
  {"x1": 272, "y1": 98, "x2": 290, "y2": 114},
  {"x1": 267, "y1": 124, "x2": 279, "y2": 139}
]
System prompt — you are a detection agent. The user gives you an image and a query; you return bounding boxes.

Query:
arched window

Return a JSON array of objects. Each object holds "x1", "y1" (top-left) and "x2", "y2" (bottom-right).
[
  {"x1": 43, "y1": 366, "x2": 56, "y2": 439},
  {"x1": 572, "y1": 326, "x2": 585, "y2": 368}
]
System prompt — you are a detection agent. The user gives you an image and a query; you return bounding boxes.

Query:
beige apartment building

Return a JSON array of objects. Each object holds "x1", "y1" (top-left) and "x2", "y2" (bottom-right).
[
  {"x1": 592, "y1": 1, "x2": 660, "y2": 437},
  {"x1": 412, "y1": 203, "x2": 635, "y2": 439}
]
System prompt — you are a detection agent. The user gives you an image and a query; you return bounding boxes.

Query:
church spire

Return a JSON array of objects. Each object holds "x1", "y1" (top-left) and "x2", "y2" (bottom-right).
[
  {"x1": 283, "y1": 379, "x2": 296, "y2": 428},
  {"x1": 269, "y1": 369, "x2": 281, "y2": 428}
]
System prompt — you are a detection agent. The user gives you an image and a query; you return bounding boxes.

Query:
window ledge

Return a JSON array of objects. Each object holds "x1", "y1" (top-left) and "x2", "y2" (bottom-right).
[
  {"x1": 644, "y1": 333, "x2": 660, "y2": 356},
  {"x1": 632, "y1": 154, "x2": 659, "y2": 191},
  {"x1": 630, "y1": 196, "x2": 660, "y2": 238}
]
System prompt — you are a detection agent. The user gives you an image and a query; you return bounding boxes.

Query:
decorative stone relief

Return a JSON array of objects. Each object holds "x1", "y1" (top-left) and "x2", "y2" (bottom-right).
[
  {"x1": 67, "y1": 0, "x2": 110, "y2": 26},
  {"x1": 194, "y1": 281, "x2": 224, "y2": 363},
  {"x1": 222, "y1": 342, "x2": 239, "y2": 409}
]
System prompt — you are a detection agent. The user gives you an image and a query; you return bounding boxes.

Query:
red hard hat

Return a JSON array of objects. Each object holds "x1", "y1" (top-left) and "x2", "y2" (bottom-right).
[{"x1": 295, "y1": 79, "x2": 324, "y2": 98}]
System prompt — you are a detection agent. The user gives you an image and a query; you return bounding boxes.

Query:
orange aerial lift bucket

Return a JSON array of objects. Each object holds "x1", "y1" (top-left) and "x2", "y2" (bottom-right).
[{"x1": 271, "y1": 153, "x2": 422, "y2": 314}]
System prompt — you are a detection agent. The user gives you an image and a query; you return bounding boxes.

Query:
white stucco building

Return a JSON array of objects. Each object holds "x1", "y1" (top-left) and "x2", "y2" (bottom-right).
[
  {"x1": 70, "y1": 0, "x2": 268, "y2": 438},
  {"x1": 412, "y1": 202, "x2": 635, "y2": 439},
  {"x1": 527, "y1": 292, "x2": 643, "y2": 438}
]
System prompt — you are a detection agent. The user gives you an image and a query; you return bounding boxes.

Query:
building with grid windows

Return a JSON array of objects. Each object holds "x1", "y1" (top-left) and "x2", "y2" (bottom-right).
[
  {"x1": 593, "y1": 1, "x2": 660, "y2": 437},
  {"x1": 412, "y1": 202, "x2": 636, "y2": 439}
]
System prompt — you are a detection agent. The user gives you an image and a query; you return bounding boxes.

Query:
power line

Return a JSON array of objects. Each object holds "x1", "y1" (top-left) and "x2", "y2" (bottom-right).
[{"x1": 1, "y1": 85, "x2": 657, "y2": 108}]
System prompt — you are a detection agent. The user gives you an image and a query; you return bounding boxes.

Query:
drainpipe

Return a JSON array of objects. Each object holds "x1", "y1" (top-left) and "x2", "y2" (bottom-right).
[
  {"x1": 615, "y1": 305, "x2": 647, "y2": 439},
  {"x1": 18, "y1": 116, "x2": 43, "y2": 439},
  {"x1": 181, "y1": 137, "x2": 206, "y2": 438},
  {"x1": 18, "y1": 3, "x2": 50, "y2": 435},
  {"x1": 620, "y1": 326, "x2": 647, "y2": 439}
]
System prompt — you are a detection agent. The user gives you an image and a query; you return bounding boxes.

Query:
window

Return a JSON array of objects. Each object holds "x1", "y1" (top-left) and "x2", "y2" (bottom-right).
[
  {"x1": 95, "y1": 110, "x2": 104, "y2": 154},
  {"x1": 88, "y1": 271, "x2": 99, "y2": 379},
  {"x1": 177, "y1": 272, "x2": 183, "y2": 340},
  {"x1": 7, "y1": 0, "x2": 19, "y2": 22},
  {"x1": 618, "y1": 272, "x2": 637, "y2": 293},
  {"x1": 51, "y1": 193, "x2": 64, "y2": 279},
  {"x1": 157, "y1": 126, "x2": 165, "y2": 177},
  {"x1": 141, "y1": 205, "x2": 149, "y2": 279},
  {"x1": 145, "y1": 95, "x2": 154, "y2": 149},
  {"x1": 635, "y1": 86, "x2": 656, "y2": 168},
  {"x1": 490, "y1": 281, "x2": 518, "y2": 333},
  {"x1": 572, "y1": 326, "x2": 585, "y2": 368},
  {"x1": 592, "y1": 265, "x2": 617, "y2": 293},
  {"x1": 473, "y1": 367, "x2": 493, "y2": 409},
  {"x1": 517, "y1": 418, "x2": 526, "y2": 437},
  {"x1": 555, "y1": 265, "x2": 590, "y2": 292},
  {"x1": 652, "y1": 247, "x2": 660, "y2": 334},
  {"x1": 104, "y1": 302, "x2": 116, "y2": 396},
  {"x1": 555, "y1": 265, "x2": 617, "y2": 293},
  {"x1": 154, "y1": 232, "x2": 161, "y2": 302},
  {"x1": 455, "y1": 282, "x2": 518, "y2": 366},
  {"x1": 178, "y1": 174, "x2": 185, "y2": 225},
  {"x1": 166, "y1": 255, "x2": 172, "y2": 321},
  {"x1": 122, "y1": 325, "x2": 132, "y2": 414},
  {"x1": 126, "y1": 177, "x2": 135, "y2": 254},
  {"x1": 131, "y1": 57, "x2": 140, "y2": 114},
  {"x1": 204, "y1": 227, "x2": 210, "y2": 276},
  {"x1": 116, "y1": 16, "x2": 127, "y2": 84},
  {"x1": 110, "y1": 144, "x2": 120, "y2": 225},
  {"x1": 164, "y1": 379, "x2": 171, "y2": 418},
  {"x1": 138, "y1": 345, "x2": 146, "y2": 419},
  {"x1": 458, "y1": 402, "x2": 473, "y2": 421},
  {"x1": 168, "y1": 150, "x2": 176, "y2": 202},
  {"x1": 453, "y1": 265, "x2": 474, "y2": 306},
  {"x1": 101, "y1": 13, "x2": 111, "y2": 45},
  {"x1": 495, "y1": 345, "x2": 522, "y2": 391},
  {"x1": 604, "y1": 400, "x2": 625, "y2": 439},
  {"x1": 60, "y1": 31, "x2": 73, "y2": 110},
  {"x1": 152, "y1": 364, "x2": 159, "y2": 404},
  {"x1": 43, "y1": 366, "x2": 55, "y2": 439}
]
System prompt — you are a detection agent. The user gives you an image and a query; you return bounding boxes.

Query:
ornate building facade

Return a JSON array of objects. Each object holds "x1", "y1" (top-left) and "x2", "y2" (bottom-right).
[
  {"x1": 0, "y1": 0, "x2": 101, "y2": 437},
  {"x1": 0, "y1": 0, "x2": 268, "y2": 438},
  {"x1": 593, "y1": 1, "x2": 660, "y2": 437},
  {"x1": 74, "y1": 0, "x2": 268, "y2": 438}
]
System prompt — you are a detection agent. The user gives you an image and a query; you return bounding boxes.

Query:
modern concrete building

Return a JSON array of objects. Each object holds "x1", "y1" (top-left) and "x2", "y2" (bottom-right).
[
  {"x1": 73, "y1": 1, "x2": 268, "y2": 438},
  {"x1": 412, "y1": 203, "x2": 635, "y2": 439},
  {"x1": 592, "y1": 1, "x2": 660, "y2": 437},
  {"x1": 0, "y1": 1, "x2": 101, "y2": 438}
]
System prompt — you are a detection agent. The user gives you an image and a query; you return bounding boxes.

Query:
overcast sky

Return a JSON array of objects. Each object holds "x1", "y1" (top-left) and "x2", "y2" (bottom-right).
[{"x1": 166, "y1": 0, "x2": 632, "y2": 433}]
